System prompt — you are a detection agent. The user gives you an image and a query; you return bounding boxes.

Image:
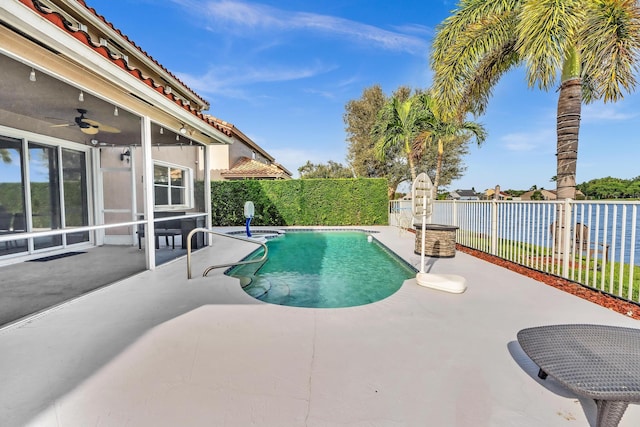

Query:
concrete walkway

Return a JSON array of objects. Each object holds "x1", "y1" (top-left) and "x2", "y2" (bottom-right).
[{"x1": 1, "y1": 227, "x2": 639, "y2": 426}]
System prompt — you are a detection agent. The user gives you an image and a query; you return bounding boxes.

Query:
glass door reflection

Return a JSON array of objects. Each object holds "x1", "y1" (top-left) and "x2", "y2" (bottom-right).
[
  {"x1": 28, "y1": 143, "x2": 62, "y2": 250},
  {"x1": 62, "y1": 148, "x2": 89, "y2": 244},
  {"x1": 0, "y1": 136, "x2": 27, "y2": 254}
]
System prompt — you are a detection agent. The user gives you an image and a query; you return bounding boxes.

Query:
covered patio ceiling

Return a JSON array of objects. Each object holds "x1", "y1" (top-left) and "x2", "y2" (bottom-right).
[{"x1": 0, "y1": 52, "x2": 196, "y2": 148}]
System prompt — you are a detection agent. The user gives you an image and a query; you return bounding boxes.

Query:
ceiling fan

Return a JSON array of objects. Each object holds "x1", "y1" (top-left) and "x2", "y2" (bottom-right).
[{"x1": 50, "y1": 109, "x2": 121, "y2": 135}]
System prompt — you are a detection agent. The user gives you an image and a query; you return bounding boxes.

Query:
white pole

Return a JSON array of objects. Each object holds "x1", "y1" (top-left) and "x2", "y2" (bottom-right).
[{"x1": 420, "y1": 186, "x2": 427, "y2": 273}]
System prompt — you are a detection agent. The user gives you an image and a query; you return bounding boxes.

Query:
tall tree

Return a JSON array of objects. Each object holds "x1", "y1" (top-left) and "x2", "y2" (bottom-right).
[
  {"x1": 431, "y1": 0, "x2": 640, "y2": 200},
  {"x1": 344, "y1": 85, "x2": 410, "y2": 198},
  {"x1": 415, "y1": 93, "x2": 486, "y2": 198},
  {"x1": 371, "y1": 95, "x2": 430, "y2": 183},
  {"x1": 415, "y1": 133, "x2": 470, "y2": 191}
]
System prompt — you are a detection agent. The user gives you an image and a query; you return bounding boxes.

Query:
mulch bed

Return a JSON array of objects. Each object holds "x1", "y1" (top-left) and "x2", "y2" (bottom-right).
[{"x1": 456, "y1": 244, "x2": 640, "y2": 320}]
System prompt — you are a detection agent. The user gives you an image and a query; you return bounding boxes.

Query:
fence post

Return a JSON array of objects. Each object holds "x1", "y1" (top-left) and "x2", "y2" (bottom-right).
[
  {"x1": 491, "y1": 199, "x2": 498, "y2": 255},
  {"x1": 561, "y1": 198, "x2": 572, "y2": 277},
  {"x1": 452, "y1": 200, "x2": 458, "y2": 226}
]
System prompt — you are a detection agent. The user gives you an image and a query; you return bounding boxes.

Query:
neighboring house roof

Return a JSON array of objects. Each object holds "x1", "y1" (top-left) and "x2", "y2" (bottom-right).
[
  {"x1": 20, "y1": 0, "x2": 232, "y2": 139},
  {"x1": 520, "y1": 189, "x2": 557, "y2": 200},
  {"x1": 500, "y1": 189, "x2": 585, "y2": 201},
  {"x1": 220, "y1": 157, "x2": 291, "y2": 180},
  {"x1": 451, "y1": 189, "x2": 479, "y2": 199},
  {"x1": 205, "y1": 116, "x2": 276, "y2": 163},
  {"x1": 485, "y1": 189, "x2": 510, "y2": 199}
]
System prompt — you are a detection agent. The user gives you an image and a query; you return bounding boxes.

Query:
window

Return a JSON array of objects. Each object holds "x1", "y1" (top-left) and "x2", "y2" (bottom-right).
[{"x1": 153, "y1": 162, "x2": 192, "y2": 208}]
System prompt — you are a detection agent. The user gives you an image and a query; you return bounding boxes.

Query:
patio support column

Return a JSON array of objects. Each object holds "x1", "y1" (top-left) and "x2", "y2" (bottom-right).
[
  {"x1": 140, "y1": 115, "x2": 156, "y2": 270},
  {"x1": 92, "y1": 147, "x2": 104, "y2": 246},
  {"x1": 204, "y1": 144, "x2": 212, "y2": 244}
]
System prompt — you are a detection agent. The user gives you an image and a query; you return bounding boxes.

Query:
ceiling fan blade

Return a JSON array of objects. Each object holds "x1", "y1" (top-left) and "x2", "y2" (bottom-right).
[
  {"x1": 83, "y1": 118, "x2": 121, "y2": 133},
  {"x1": 50, "y1": 123, "x2": 72, "y2": 128},
  {"x1": 81, "y1": 118, "x2": 101, "y2": 126},
  {"x1": 80, "y1": 126, "x2": 99, "y2": 135},
  {"x1": 97, "y1": 124, "x2": 121, "y2": 133}
]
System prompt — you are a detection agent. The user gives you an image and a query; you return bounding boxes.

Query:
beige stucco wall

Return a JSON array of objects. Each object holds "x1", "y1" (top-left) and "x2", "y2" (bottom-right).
[
  {"x1": 208, "y1": 144, "x2": 230, "y2": 171},
  {"x1": 229, "y1": 139, "x2": 270, "y2": 165},
  {"x1": 101, "y1": 144, "x2": 202, "y2": 235}
]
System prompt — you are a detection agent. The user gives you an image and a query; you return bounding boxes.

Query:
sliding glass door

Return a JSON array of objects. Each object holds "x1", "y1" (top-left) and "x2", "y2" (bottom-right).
[
  {"x1": 29, "y1": 142, "x2": 62, "y2": 250},
  {"x1": 62, "y1": 148, "x2": 89, "y2": 244},
  {"x1": 0, "y1": 135, "x2": 90, "y2": 256}
]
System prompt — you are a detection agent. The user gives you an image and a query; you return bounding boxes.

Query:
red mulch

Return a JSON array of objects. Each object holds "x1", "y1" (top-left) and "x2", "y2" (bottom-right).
[{"x1": 456, "y1": 244, "x2": 640, "y2": 320}]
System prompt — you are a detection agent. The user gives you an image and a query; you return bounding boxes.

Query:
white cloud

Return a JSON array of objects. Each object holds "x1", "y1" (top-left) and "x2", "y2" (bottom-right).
[
  {"x1": 171, "y1": 0, "x2": 429, "y2": 55},
  {"x1": 501, "y1": 129, "x2": 554, "y2": 152},
  {"x1": 391, "y1": 23, "x2": 434, "y2": 37},
  {"x1": 175, "y1": 61, "x2": 337, "y2": 99},
  {"x1": 582, "y1": 104, "x2": 638, "y2": 122}
]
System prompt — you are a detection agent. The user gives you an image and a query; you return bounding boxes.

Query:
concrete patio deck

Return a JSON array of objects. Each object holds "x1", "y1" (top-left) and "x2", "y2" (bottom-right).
[{"x1": 1, "y1": 226, "x2": 639, "y2": 427}]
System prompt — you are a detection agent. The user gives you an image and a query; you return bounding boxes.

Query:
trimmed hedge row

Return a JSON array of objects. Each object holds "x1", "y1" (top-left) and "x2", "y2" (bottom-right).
[{"x1": 210, "y1": 178, "x2": 388, "y2": 226}]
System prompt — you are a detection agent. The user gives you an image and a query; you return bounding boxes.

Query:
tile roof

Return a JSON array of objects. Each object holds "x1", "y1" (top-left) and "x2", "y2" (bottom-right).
[
  {"x1": 221, "y1": 157, "x2": 291, "y2": 179},
  {"x1": 20, "y1": 0, "x2": 232, "y2": 138}
]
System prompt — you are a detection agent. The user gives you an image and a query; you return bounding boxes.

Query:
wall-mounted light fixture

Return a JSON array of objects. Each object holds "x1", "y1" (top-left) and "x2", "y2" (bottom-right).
[
  {"x1": 180, "y1": 125, "x2": 187, "y2": 135},
  {"x1": 113, "y1": 106, "x2": 119, "y2": 116},
  {"x1": 90, "y1": 138, "x2": 99, "y2": 146},
  {"x1": 120, "y1": 148, "x2": 131, "y2": 163},
  {"x1": 78, "y1": 91, "x2": 84, "y2": 102},
  {"x1": 159, "y1": 127, "x2": 164, "y2": 134},
  {"x1": 29, "y1": 68, "x2": 36, "y2": 82}
]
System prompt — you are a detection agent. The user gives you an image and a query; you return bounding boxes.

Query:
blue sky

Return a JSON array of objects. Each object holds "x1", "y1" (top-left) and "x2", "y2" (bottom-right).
[{"x1": 87, "y1": 0, "x2": 640, "y2": 192}]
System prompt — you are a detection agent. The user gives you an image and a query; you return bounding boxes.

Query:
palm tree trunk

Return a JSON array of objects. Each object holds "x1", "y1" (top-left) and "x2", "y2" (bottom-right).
[
  {"x1": 388, "y1": 187, "x2": 396, "y2": 200},
  {"x1": 554, "y1": 77, "x2": 581, "y2": 261},
  {"x1": 405, "y1": 139, "x2": 417, "y2": 183},
  {"x1": 556, "y1": 77, "x2": 581, "y2": 200},
  {"x1": 433, "y1": 139, "x2": 444, "y2": 200}
]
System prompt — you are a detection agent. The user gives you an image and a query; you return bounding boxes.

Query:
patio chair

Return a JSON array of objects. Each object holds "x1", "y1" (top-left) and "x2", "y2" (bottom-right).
[
  {"x1": 12, "y1": 212, "x2": 25, "y2": 232},
  {"x1": 0, "y1": 211, "x2": 11, "y2": 250},
  {"x1": 136, "y1": 214, "x2": 182, "y2": 250},
  {"x1": 549, "y1": 222, "x2": 609, "y2": 262},
  {"x1": 574, "y1": 223, "x2": 609, "y2": 262}
]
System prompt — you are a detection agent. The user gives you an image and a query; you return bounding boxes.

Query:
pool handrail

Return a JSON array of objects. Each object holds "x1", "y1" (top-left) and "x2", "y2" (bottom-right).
[{"x1": 186, "y1": 227, "x2": 269, "y2": 279}]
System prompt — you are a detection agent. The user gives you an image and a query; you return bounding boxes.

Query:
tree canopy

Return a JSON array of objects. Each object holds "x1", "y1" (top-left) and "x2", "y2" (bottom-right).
[
  {"x1": 344, "y1": 85, "x2": 412, "y2": 198},
  {"x1": 298, "y1": 160, "x2": 354, "y2": 179},
  {"x1": 578, "y1": 176, "x2": 640, "y2": 199}
]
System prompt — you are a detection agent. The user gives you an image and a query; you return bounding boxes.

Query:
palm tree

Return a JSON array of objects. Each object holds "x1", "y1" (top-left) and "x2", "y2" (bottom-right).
[
  {"x1": 372, "y1": 96, "x2": 430, "y2": 182},
  {"x1": 431, "y1": 0, "x2": 640, "y2": 200},
  {"x1": 415, "y1": 93, "x2": 486, "y2": 199}
]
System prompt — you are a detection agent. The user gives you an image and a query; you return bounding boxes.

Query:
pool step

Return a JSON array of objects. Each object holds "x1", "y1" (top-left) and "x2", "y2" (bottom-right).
[
  {"x1": 242, "y1": 275, "x2": 291, "y2": 303},
  {"x1": 262, "y1": 280, "x2": 291, "y2": 304},
  {"x1": 243, "y1": 276, "x2": 272, "y2": 299}
]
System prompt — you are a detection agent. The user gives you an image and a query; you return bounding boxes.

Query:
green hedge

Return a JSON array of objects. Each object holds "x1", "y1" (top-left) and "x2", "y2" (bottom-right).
[{"x1": 210, "y1": 178, "x2": 388, "y2": 226}]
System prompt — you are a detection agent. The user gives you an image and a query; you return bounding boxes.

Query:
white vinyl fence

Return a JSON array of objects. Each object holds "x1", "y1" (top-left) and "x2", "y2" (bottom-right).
[{"x1": 389, "y1": 199, "x2": 640, "y2": 304}]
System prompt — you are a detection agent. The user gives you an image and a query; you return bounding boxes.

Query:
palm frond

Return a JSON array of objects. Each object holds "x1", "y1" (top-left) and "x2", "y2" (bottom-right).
[
  {"x1": 581, "y1": 0, "x2": 640, "y2": 102},
  {"x1": 459, "y1": 38, "x2": 520, "y2": 116},
  {"x1": 431, "y1": 1, "x2": 521, "y2": 118},
  {"x1": 517, "y1": 0, "x2": 584, "y2": 89}
]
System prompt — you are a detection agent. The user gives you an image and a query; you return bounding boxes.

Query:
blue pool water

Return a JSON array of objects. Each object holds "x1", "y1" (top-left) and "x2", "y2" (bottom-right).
[{"x1": 226, "y1": 231, "x2": 416, "y2": 308}]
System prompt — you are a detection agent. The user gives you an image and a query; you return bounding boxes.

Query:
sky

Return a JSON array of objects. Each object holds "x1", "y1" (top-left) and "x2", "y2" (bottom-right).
[{"x1": 86, "y1": 0, "x2": 640, "y2": 192}]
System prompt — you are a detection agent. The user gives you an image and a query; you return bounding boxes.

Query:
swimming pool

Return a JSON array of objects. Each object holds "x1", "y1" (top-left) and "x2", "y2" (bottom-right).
[{"x1": 226, "y1": 231, "x2": 416, "y2": 308}]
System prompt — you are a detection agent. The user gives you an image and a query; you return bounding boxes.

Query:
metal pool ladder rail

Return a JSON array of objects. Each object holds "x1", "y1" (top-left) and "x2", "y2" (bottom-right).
[{"x1": 186, "y1": 228, "x2": 269, "y2": 279}]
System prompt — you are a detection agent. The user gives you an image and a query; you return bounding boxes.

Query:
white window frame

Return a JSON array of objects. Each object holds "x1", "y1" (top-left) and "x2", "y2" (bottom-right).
[{"x1": 153, "y1": 160, "x2": 193, "y2": 210}]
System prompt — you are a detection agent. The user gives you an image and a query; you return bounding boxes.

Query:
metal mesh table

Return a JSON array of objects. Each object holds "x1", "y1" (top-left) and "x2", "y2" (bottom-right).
[{"x1": 517, "y1": 324, "x2": 640, "y2": 427}]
